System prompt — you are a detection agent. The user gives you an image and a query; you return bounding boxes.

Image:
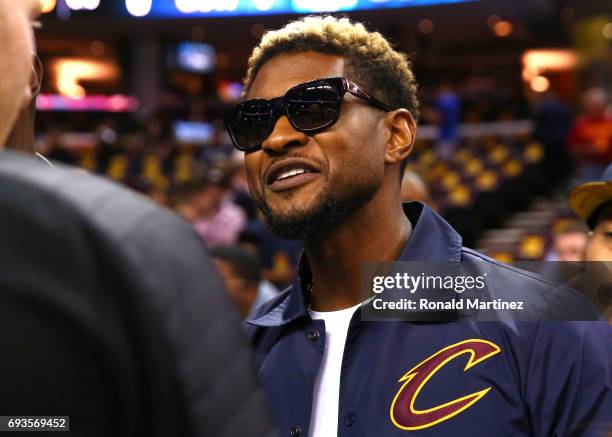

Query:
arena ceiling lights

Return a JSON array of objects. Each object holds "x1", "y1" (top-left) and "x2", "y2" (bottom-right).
[
  {"x1": 65, "y1": 0, "x2": 100, "y2": 10},
  {"x1": 126, "y1": 0, "x2": 153, "y2": 16},
  {"x1": 127, "y1": 0, "x2": 475, "y2": 18}
]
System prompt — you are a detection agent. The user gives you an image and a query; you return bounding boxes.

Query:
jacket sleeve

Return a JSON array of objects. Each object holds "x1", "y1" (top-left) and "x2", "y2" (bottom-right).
[{"x1": 525, "y1": 321, "x2": 612, "y2": 436}]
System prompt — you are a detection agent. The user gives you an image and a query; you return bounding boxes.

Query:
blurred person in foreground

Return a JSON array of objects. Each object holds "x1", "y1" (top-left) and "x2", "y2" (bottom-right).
[
  {"x1": 211, "y1": 245, "x2": 280, "y2": 319},
  {"x1": 225, "y1": 15, "x2": 612, "y2": 436},
  {"x1": 0, "y1": 0, "x2": 38, "y2": 148},
  {"x1": 0, "y1": 2, "x2": 274, "y2": 435},
  {"x1": 568, "y1": 87, "x2": 612, "y2": 182}
]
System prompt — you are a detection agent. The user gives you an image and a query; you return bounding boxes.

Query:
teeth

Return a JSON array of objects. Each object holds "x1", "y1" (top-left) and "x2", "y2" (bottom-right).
[{"x1": 276, "y1": 168, "x2": 306, "y2": 181}]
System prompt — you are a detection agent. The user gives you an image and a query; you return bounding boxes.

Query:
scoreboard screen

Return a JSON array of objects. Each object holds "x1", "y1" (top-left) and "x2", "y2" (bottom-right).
[{"x1": 124, "y1": 0, "x2": 475, "y2": 18}]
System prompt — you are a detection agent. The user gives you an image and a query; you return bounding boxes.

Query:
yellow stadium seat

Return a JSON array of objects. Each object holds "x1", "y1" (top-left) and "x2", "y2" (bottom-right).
[
  {"x1": 488, "y1": 145, "x2": 509, "y2": 166},
  {"x1": 448, "y1": 184, "x2": 472, "y2": 207},
  {"x1": 106, "y1": 155, "x2": 128, "y2": 181},
  {"x1": 524, "y1": 142, "x2": 544, "y2": 163},
  {"x1": 465, "y1": 158, "x2": 484, "y2": 177},
  {"x1": 475, "y1": 170, "x2": 499, "y2": 191},
  {"x1": 441, "y1": 171, "x2": 461, "y2": 191},
  {"x1": 502, "y1": 159, "x2": 523, "y2": 177},
  {"x1": 519, "y1": 235, "x2": 546, "y2": 260}
]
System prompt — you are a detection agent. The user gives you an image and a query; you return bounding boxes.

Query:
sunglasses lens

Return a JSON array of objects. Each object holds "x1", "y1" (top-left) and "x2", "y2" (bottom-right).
[
  {"x1": 286, "y1": 82, "x2": 341, "y2": 131},
  {"x1": 228, "y1": 100, "x2": 275, "y2": 151}
]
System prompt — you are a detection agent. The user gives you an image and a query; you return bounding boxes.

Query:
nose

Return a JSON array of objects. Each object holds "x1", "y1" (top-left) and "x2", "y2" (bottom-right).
[{"x1": 261, "y1": 115, "x2": 309, "y2": 155}]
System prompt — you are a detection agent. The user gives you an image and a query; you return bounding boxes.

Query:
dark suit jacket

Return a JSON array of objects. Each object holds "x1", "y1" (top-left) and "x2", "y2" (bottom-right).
[{"x1": 0, "y1": 151, "x2": 275, "y2": 437}]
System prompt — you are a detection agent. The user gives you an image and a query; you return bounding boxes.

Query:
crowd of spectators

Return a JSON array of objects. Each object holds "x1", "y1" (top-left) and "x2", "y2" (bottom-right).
[{"x1": 30, "y1": 81, "x2": 612, "y2": 315}]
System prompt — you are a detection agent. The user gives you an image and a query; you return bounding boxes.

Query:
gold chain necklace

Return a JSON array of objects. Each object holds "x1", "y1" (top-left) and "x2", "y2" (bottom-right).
[{"x1": 306, "y1": 280, "x2": 315, "y2": 312}]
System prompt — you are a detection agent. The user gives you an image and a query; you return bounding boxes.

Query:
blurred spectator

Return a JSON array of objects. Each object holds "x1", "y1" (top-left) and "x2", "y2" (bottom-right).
[
  {"x1": 211, "y1": 245, "x2": 280, "y2": 319},
  {"x1": 586, "y1": 202, "x2": 612, "y2": 262},
  {"x1": 169, "y1": 179, "x2": 204, "y2": 221},
  {"x1": 240, "y1": 220, "x2": 302, "y2": 289},
  {"x1": 532, "y1": 90, "x2": 573, "y2": 185},
  {"x1": 227, "y1": 158, "x2": 258, "y2": 221},
  {"x1": 538, "y1": 220, "x2": 588, "y2": 293},
  {"x1": 567, "y1": 164, "x2": 612, "y2": 320},
  {"x1": 171, "y1": 170, "x2": 246, "y2": 248},
  {"x1": 569, "y1": 163, "x2": 612, "y2": 261},
  {"x1": 568, "y1": 87, "x2": 612, "y2": 182},
  {"x1": 138, "y1": 180, "x2": 169, "y2": 207},
  {"x1": 549, "y1": 221, "x2": 588, "y2": 262},
  {"x1": 39, "y1": 129, "x2": 77, "y2": 165},
  {"x1": 431, "y1": 83, "x2": 461, "y2": 159},
  {"x1": 584, "y1": 201, "x2": 612, "y2": 320},
  {"x1": 401, "y1": 170, "x2": 430, "y2": 203},
  {"x1": 533, "y1": 90, "x2": 573, "y2": 146}
]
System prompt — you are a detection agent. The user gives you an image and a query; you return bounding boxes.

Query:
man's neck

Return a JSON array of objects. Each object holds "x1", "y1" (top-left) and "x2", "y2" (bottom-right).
[{"x1": 304, "y1": 197, "x2": 412, "y2": 312}]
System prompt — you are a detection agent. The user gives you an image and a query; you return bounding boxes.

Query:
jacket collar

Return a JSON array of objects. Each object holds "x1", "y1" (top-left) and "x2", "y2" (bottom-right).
[{"x1": 247, "y1": 202, "x2": 463, "y2": 327}]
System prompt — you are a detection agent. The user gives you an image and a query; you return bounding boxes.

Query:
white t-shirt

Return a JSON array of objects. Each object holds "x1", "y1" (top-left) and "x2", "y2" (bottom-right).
[{"x1": 309, "y1": 303, "x2": 361, "y2": 437}]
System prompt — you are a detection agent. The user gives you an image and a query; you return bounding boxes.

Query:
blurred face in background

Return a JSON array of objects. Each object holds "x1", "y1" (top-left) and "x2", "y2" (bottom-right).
[
  {"x1": 191, "y1": 183, "x2": 226, "y2": 217},
  {"x1": 554, "y1": 231, "x2": 588, "y2": 262},
  {"x1": 231, "y1": 164, "x2": 249, "y2": 192},
  {"x1": 0, "y1": 0, "x2": 40, "y2": 147},
  {"x1": 583, "y1": 88, "x2": 608, "y2": 119},
  {"x1": 213, "y1": 259, "x2": 258, "y2": 319},
  {"x1": 400, "y1": 170, "x2": 429, "y2": 203},
  {"x1": 586, "y1": 205, "x2": 612, "y2": 261}
]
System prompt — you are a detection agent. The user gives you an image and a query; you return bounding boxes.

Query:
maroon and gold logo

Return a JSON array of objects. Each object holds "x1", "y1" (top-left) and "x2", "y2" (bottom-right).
[{"x1": 390, "y1": 339, "x2": 501, "y2": 431}]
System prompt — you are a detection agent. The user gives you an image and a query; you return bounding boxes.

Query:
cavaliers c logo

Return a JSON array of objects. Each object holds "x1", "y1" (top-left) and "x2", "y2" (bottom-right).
[{"x1": 390, "y1": 339, "x2": 501, "y2": 431}]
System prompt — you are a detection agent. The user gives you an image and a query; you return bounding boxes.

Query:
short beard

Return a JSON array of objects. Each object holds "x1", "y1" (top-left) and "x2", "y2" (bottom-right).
[{"x1": 256, "y1": 180, "x2": 379, "y2": 240}]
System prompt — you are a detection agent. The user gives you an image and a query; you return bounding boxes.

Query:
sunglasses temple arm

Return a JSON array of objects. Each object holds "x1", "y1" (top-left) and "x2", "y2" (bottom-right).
[{"x1": 345, "y1": 81, "x2": 394, "y2": 112}]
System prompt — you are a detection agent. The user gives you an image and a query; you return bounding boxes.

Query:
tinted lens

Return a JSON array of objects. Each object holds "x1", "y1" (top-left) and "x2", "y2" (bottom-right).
[
  {"x1": 286, "y1": 82, "x2": 341, "y2": 131},
  {"x1": 228, "y1": 99, "x2": 275, "y2": 151}
]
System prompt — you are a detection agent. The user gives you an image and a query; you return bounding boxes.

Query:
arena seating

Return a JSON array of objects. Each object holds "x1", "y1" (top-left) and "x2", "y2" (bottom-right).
[
  {"x1": 46, "y1": 117, "x2": 573, "y2": 258},
  {"x1": 475, "y1": 196, "x2": 582, "y2": 263},
  {"x1": 406, "y1": 132, "x2": 549, "y2": 246}
]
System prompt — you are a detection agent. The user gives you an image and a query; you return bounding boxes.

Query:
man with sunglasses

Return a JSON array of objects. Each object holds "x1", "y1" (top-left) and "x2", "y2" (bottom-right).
[{"x1": 230, "y1": 16, "x2": 612, "y2": 436}]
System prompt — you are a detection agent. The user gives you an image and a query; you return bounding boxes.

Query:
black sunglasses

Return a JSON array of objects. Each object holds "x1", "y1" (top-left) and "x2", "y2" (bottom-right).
[{"x1": 224, "y1": 77, "x2": 395, "y2": 153}]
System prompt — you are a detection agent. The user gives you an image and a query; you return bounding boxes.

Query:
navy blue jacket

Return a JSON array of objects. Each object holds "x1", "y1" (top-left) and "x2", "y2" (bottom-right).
[{"x1": 247, "y1": 202, "x2": 612, "y2": 436}]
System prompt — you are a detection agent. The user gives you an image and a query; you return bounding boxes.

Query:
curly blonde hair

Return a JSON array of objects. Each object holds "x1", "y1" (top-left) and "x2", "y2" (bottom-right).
[{"x1": 242, "y1": 15, "x2": 420, "y2": 121}]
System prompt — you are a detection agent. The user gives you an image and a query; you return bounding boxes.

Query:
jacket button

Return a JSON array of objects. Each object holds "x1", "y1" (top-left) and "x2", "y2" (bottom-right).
[
  {"x1": 308, "y1": 329, "x2": 320, "y2": 341},
  {"x1": 290, "y1": 425, "x2": 302, "y2": 436},
  {"x1": 344, "y1": 412, "x2": 356, "y2": 427}
]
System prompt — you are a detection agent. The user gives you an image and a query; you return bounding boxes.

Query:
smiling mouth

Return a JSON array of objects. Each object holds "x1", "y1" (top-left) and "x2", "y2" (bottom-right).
[{"x1": 265, "y1": 161, "x2": 322, "y2": 192}]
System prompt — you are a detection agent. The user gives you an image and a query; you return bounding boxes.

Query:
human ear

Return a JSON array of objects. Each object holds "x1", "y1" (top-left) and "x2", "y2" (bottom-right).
[{"x1": 383, "y1": 109, "x2": 416, "y2": 165}]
